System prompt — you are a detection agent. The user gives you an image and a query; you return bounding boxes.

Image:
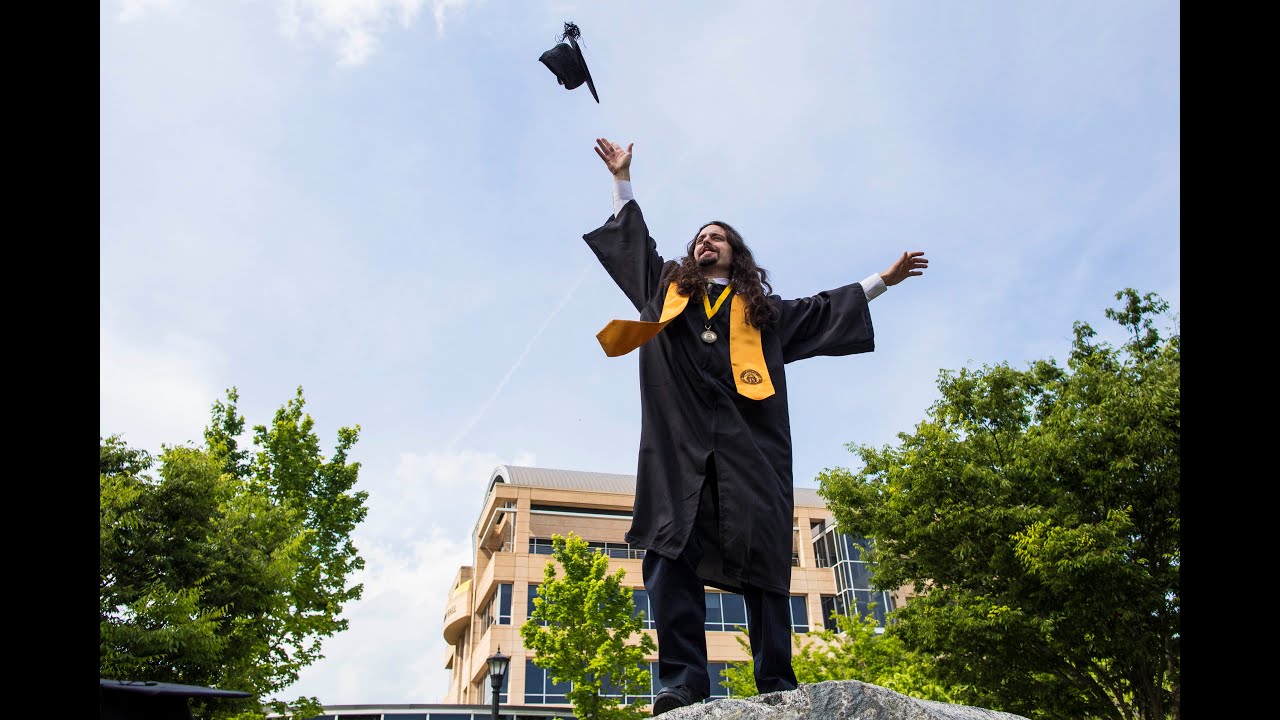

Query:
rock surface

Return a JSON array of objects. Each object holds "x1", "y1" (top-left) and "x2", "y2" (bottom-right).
[{"x1": 656, "y1": 680, "x2": 1029, "y2": 719}]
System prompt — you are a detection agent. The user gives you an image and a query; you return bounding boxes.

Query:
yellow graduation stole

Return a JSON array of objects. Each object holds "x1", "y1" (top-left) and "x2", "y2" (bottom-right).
[{"x1": 595, "y1": 282, "x2": 775, "y2": 400}]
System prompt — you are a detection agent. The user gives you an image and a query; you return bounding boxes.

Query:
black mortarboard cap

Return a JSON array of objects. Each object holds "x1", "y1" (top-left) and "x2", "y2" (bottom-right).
[
  {"x1": 539, "y1": 22, "x2": 599, "y2": 103},
  {"x1": 100, "y1": 679, "x2": 253, "y2": 720}
]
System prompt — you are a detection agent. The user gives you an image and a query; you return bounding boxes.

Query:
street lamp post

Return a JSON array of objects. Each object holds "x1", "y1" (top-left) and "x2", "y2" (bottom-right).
[{"x1": 486, "y1": 647, "x2": 510, "y2": 720}]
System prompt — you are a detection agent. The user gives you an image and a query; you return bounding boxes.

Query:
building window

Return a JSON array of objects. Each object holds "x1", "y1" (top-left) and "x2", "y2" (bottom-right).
[
  {"x1": 525, "y1": 658, "x2": 572, "y2": 704},
  {"x1": 858, "y1": 588, "x2": 895, "y2": 627},
  {"x1": 631, "y1": 589, "x2": 656, "y2": 630},
  {"x1": 525, "y1": 660, "x2": 662, "y2": 706},
  {"x1": 528, "y1": 537, "x2": 646, "y2": 559},
  {"x1": 527, "y1": 583, "x2": 548, "y2": 626},
  {"x1": 529, "y1": 584, "x2": 654, "y2": 631},
  {"x1": 698, "y1": 592, "x2": 809, "y2": 634},
  {"x1": 595, "y1": 661, "x2": 658, "y2": 704},
  {"x1": 481, "y1": 665, "x2": 509, "y2": 705},
  {"x1": 593, "y1": 540, "x2": 643, "y2": 559},
  {"x1": 820, "y1": 594, "x2": 843, "y2": 631},
  {"x1": 485, "y1": 583, "x2": 512, "y2": 629},
  {"x1": 812, "y1": 523, "x2": 896, "y2": 629},
  {"x1": 704, "y1": 592, "x2": 748, "y2": 632},
  {"x1": 811, "y1": 520, "x2": 837, "y2": 568},
  {"x1": 789, "y1": 595, "x2": 809, "y2": 634},
  {"x1": 530, "y1": 503, "x2": 632, "y2": 518},
  {"x1": 820, "y1": 588, "x2": 895, "y2": 631},
  {"x1": 596, "y1": 660, "x2": 661, "y2": 703},
  {"x1": 708, "y1": 662, "x2": 734, "y2": 699},
  {"x1": 587, "y1": 660, "x2": 728, "y2": 703}
]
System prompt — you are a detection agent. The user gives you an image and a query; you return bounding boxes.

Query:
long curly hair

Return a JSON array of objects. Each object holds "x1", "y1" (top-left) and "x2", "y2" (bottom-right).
[{"x1": 665, "y1": 220, "x2": 778, "y2": 329}]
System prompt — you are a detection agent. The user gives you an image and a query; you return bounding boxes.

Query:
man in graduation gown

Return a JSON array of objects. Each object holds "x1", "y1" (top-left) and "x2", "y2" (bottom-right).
[{"x1": 584, "y1": 137, "x2": 928, "y2": 716}]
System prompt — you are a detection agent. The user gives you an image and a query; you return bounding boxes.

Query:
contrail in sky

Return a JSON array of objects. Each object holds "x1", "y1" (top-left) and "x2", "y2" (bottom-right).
[{"x1": 447, "y1": 261, "x2": 593, "y2": 451}]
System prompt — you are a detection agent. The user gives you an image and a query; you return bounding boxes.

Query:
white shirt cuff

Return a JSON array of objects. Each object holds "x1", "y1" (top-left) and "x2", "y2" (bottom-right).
[
  {"x1": 860, "y1": 273, "x2": 886, "y2": 301},
  {"x1": 612, "y1": 180, "x2": 634, "y2": 217}
]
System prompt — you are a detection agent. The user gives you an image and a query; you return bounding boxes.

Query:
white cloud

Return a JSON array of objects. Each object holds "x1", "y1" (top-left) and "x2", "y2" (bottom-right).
[
  {"x1": 111, "y1": 0, "x2": 479, "y2": 65},
  {"x1": 274, "y1": 0, "x2": 480, "y2": 65},
  {"x1": 355, "y1": 449, "x2": 536, "y2": 546},
  {"x1": 395, "y1": 448, "x2": 536, "y2": 490},
  {"x1": 99, "y1": 328, "x2": 222, "y2": 453},
  {"x1": 275, "y1": 531, "x2": 472, "y2": 704},
  {"x1": 429, "y1": 0, "x2": 473, "y2": 36},
  {"x1": 274, "y1": 450, "x2": 535, "y2": 702},
  {"x1": 116, "y1": 0, "x2": 175, "y2": 22}
]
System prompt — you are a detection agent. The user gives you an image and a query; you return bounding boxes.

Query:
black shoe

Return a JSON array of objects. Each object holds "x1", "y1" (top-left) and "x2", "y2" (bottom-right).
[{"x1": 652, "y1": 685, "x2": 702, "y2": 716}]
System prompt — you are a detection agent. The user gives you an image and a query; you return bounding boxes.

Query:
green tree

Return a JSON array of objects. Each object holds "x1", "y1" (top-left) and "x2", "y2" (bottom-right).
[
  {"x1": 816, "y1": 289, "x2": 1179, "y2": 720},
  {"x1": 720, "y1": 611, "x2": 966, "y2": 702},
  {"x1": 520, "y1": 533, "x2": 658, "y2": 720},
  {"x1": 100, "y1": 387, "x2": 369, "y2": 720}
]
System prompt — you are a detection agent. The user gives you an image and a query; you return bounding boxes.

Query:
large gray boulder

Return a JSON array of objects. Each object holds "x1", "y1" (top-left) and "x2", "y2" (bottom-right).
[{"x1": 658, "y1": 680, "x2": 1029, "y2": 719}]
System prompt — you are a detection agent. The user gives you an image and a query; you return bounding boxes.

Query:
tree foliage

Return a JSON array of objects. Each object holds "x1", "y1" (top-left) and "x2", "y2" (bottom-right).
[
  {"x1": 720, "y1": 611, "x2": 967, "y2": 702},
  {"x1": 816, "y1": 289, "x2": 1179, "y2": 720},
  {"x1": 100, "y1": 387, "x2": 368, "y2": 720},
  {"x1": 520, "y1": 533, "x2": 657, "y2": 720}
]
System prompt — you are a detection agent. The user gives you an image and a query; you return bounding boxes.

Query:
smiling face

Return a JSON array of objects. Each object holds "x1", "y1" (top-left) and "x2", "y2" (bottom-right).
[{"x1": 693, "y1": 224, "x2": 734, "y2": 278}]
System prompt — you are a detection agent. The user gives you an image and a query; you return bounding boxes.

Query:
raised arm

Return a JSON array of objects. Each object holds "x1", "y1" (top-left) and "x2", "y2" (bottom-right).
[
  {"x1": 595, "y1": 137, "x2": 633, "y2": 181},
  {"x1": 879, "y1": 251, "x2": 928, "y2": 286},
  {"x1": 584, "y1": 137, "x2": 663, "y2": 311},
  {"x1": 597, "y1": 137, "x2": 636, "y2": 217}
]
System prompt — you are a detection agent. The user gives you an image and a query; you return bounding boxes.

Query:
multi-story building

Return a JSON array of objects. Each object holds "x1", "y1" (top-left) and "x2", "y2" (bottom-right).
[{"x1": 443, "y1": 464, "x2": 914, "y2": 712}]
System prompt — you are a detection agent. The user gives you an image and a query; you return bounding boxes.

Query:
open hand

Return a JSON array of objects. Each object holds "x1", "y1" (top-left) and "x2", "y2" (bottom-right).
[
  {"x1": 881, "y1": 251, "x2": 928, "y2": 287},
  {"x1": 594, "y1": 137, "x2": 633, "y2": 180}
]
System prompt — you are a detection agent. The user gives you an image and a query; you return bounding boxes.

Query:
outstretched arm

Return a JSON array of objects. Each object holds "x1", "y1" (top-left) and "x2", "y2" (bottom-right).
[
  {"x1": 880, "y1": 251, "x2": 928, "y2": 287},
  {"x1": 584, "y1": 138, "x2": 663, "y2": 312},
  {"x1": 595, "y1": 137, "x2": 632, "y2": 181},
  {"x1": 596, "y1": 137, "x2": 635, "y2": 216},
  {"x1": 777, "y1": 253, "x2": 924, "y2": 359}
]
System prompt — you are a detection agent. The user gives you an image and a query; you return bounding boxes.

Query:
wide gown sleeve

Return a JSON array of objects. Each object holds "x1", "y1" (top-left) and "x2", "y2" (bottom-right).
[
  {"x1": 582, "y1": 200, "x2": 666, "y2": 313},
  {"x1": 774, "y1": 282, "x2": 876, "y2": 364}
]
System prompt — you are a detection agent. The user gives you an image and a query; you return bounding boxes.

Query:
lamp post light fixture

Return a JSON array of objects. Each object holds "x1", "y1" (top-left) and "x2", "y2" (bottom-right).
[{"x1": 486, "y1": 647, "x2": 510, "y2": 720}]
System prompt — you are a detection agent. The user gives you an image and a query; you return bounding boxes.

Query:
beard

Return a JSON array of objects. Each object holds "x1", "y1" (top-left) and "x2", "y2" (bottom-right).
[{"x1": 697, "y1": 255, "x2": 717, "y2": 268}]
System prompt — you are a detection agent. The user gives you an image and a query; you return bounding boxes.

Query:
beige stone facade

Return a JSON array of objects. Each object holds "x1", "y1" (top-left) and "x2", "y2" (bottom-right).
[{"x1": 443, "y1": 465, "x2": 913, "y2": 710}]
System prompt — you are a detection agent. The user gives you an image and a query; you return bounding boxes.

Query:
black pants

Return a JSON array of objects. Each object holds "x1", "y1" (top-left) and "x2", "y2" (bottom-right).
[{"x1": 641, "y1": 469, "x2": 799, "y2": 698}]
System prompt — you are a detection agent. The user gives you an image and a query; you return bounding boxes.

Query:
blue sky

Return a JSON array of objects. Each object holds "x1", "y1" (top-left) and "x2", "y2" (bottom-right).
[{"x1": 100, "y1": 0, "x2": 1179, "y2": 706}]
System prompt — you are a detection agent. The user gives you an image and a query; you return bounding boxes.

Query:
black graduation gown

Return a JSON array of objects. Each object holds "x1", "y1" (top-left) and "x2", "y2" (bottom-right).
[{"x1": 584, "y1": 200, "x2": 875, "y2": 595}]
